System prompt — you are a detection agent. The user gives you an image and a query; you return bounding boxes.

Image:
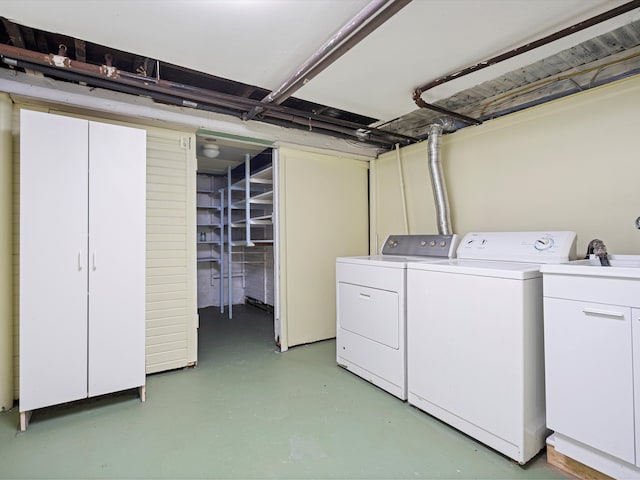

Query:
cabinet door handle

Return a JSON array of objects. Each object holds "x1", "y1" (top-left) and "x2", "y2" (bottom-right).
[
  {"x1": 359, "y1": 293, "x2": 371, "y2": 300},
  {"x1": 92, "y1": 251, "x2": 97, "y2": 271},
  {"x1": 582, "y1": 308, "x2": 625, "y2": 319},
  {"x1": 78, "y1": 252, "x2": 82, "y2": 271}
]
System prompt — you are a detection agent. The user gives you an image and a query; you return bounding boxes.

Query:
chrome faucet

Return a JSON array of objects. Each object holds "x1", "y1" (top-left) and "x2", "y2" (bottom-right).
[{"x1": 586, "y1": 239, "x2": 610, "y2": 266}]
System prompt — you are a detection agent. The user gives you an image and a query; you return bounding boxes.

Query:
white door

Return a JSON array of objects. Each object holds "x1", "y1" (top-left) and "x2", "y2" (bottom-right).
[
  {"x1": 407, "y1": 270, "x2": 524, "y2": 446},
  {"x1": 277, "y1": 147, "x2": 369, "y2": 349},
  {"x1": 544, "y1": 297, "x2": 635, "y2": 464},
  {"x1": 88, "y1": 121, "x2": 146, "y2": 397},
  {"x1": 19, "y1": 110, "x2": 89, "y2": 411}
]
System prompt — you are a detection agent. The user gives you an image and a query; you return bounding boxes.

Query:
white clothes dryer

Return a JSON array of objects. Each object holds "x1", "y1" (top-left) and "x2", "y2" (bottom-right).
[
  {"x1": 406, "y1": 231, "x2": 576, "y2": 464},
  {"x1": 336, "y1": 234, "x2": 458, "y2": 400}
]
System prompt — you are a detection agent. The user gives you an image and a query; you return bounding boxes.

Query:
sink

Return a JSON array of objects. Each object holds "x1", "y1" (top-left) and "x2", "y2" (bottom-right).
[
  {"x1": 540, "y1": 255, "x2": 640, "y2": 279},
  {"x1": 582, "y1": 254, "x2": 640, "y2": 268}
]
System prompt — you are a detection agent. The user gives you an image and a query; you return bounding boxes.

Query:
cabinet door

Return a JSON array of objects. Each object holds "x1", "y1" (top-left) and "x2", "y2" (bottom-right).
[
  {"x1": 87, "y1": 121, "x2": 146, "y2": 397},
  {"x1": 634, "y1": 308, "x2": 640, "y2": 467},
  {"x1": 19, "y1": 110, "x2": 89, "y2": 411},
  {"x1": 544, "y1": 297, "x2": 634, "y2": 464}
]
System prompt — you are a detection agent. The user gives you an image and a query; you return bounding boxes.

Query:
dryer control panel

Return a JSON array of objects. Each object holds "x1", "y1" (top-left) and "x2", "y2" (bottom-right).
[
  {"x1": 382, "y1": 234, "x2": 459, "y2": 258},
  {"x1": 457, "y1": 231, "x2": 577, "y2": 263}
]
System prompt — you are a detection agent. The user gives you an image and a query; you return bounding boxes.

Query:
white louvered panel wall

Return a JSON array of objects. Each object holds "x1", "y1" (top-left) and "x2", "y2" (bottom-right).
[
  {"x1": 145, "y1": 129, "x2": 197, "y2": 374},
  {"x1": 12, "y1": 107, "x2": 197, "y2": 399}
]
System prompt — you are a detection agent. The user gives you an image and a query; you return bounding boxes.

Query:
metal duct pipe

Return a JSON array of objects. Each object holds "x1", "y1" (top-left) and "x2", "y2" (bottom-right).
[{"x1": 426, "y1": 124, "x2": 452, "y2": 235}]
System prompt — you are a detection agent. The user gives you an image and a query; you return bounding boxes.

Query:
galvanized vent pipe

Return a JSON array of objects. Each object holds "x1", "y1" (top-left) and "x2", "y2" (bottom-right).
[{"x1": 426, "y1": 124, "x2": 452, "y2": 235}]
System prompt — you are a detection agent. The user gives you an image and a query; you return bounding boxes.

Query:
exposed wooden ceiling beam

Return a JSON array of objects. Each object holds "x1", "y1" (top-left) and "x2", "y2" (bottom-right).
[
  {"x1": 1, "y1": 19, "x2": 40, "y2": 76},
  {"x1": 74, "y1": 38, "x2": 86, "y2": 63}
]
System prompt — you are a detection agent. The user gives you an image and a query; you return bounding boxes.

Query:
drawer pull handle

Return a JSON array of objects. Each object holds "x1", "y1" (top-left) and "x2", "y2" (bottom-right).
[
  {"x1": 582, "y1": 308, "x2": 625, "y2": 319},
  {"x1": 359, "y1": 293, "x2": 371, "y2": 300}
]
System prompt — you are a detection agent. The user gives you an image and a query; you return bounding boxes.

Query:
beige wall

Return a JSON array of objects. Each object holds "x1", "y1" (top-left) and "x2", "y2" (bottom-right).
[
  {"x1": 374, "y1": 75, "x2": 640, "y2": 256},
  {"x1": 278, "y1": 147, "x2": 369, "y2": 349}
]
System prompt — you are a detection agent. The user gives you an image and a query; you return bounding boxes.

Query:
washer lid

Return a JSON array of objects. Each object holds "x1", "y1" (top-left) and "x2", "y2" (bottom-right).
[{"x1": 407, "y1": 258, "x2": 542, "y2": 280}]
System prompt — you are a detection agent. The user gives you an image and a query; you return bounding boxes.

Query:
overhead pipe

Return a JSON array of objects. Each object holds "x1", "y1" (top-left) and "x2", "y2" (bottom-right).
[
  {"x1": 6, "y1": 55, "x2": 394, "y2": 147},
  {"x1": 3, "y1": 54, "x2": 392, "y2": 147},
  {"x1": 0, "y1": 43, "x2": 419, "y2": 147},
  {"x1": 245, "y1": 0, "x2": 411, "y2": 120},
  {"x1": 413, "y1": 0, "x2": 640, "y2": 125},
  {"x1": 426, "y1": 124, "x2": 452, "y2": 236},
  {"x1": 294, "y1": 0, "x2": 412, "y2": 101}
]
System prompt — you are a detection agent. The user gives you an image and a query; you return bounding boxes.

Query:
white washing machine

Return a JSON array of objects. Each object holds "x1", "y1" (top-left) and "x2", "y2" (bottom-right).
[
  {"x1": 406, "y1": 231, "x2": 577, "y2": 464},
  {"x1": 336, "y1": 234, "x2": 458, "y2": 400}
]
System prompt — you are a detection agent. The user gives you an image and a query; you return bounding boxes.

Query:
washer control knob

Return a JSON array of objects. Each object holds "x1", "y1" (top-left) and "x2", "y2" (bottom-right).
[
  {"x1": 420, "y1": 240, "x2": 427, "y2": 246},
  {"x1": 440, "y1": 241, "x2": 446, "y2": 247},
  {"x1": 534, "y1": 237, "x2": 554, "y2": 251},
  {"x1": 430, "y1": 240, "x2": 436, "y2": 247},
  {"x1": 388, "y1": 239, "x2": 398, "y2": 248}
]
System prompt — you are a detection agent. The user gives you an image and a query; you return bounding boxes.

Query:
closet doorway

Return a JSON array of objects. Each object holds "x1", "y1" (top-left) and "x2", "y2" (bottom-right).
[{"x1": 195, "y1": 130, "x2": 278, "y2": 345}]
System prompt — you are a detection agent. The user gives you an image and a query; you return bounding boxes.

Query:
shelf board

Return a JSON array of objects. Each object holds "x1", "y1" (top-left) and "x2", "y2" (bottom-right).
[
  {"x1": 229, "y1": 166, "x2": 273, "y2": 189},
  {"x1": 197, "y1": 187, "x2": 224, "y2": 195},
  {"x1": 250, "y1": 191, "x2": 273, "y2": 203},
  {"x1": 252, "y1": 240, "x2": 274, "y2": 245},
  {"x1": 196, "y1": 224, "x2": 223, "y2": 227},
  {"x1": 229, "y1": 239, "x2": 274, "y2": 247},
  {"x1": 197, "y1": 257, "x2": 221, "y2": 263},
  {"x1": 230, "y1": 191, "x2": 273, "y2": 208},
  {"x1": 197, "y1": 241, "x2": 222, "y2": 245},
  {"x1": 230, "y1": 215, "x2": 272, "y2": 227},
  {"x1": 227, "y1": 260, "x2": 272, "y2": 265},
  {"x1": 196, "y1": 205, "x2": 220, "y2": 209},
  {"x1": 250, "y1": 166, "x2": 273, "y2": 184}
]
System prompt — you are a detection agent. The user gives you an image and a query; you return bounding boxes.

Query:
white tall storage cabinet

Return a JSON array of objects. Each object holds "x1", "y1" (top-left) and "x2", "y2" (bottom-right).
[{"x1": 19, "y1": 110, "x2": 146, "y2": 430}]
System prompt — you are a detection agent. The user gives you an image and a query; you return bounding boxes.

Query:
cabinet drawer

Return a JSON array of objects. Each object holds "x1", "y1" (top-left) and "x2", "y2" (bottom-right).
[{"x1": 544, "y1": 274, "x2": 640, "y2": 307}]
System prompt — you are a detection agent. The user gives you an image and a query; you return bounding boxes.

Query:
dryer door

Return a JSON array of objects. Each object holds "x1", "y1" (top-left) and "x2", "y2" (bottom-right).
[{"x1": 338, "y1": 282, "x2": 399, "y2": 348}]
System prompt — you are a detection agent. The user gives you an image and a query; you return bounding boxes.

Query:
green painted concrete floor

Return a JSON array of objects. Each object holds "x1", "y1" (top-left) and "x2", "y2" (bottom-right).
[{"x1": 0, "y1": 305, "x2": 569, "y2": 479}]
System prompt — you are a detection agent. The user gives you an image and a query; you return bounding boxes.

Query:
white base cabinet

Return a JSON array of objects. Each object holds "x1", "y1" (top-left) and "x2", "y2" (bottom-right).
[
  {"x1": 543, "y1": 271, "x2": 640, "y2": 478},
  {"x1": 19, "y1": 110, "x2": 146, "y2": 430},
  {"x1": 544, "y1": 298, "x2": 634, "y2": 463}
]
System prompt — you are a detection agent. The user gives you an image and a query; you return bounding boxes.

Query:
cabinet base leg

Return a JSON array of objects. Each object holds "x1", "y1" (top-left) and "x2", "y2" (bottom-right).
[
  {"x1": 19, "y1": 411, "x2": 32, "y2": 432},
  {"x1": 139, "y1": 385, "x2": 146, "y2": 402}
]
